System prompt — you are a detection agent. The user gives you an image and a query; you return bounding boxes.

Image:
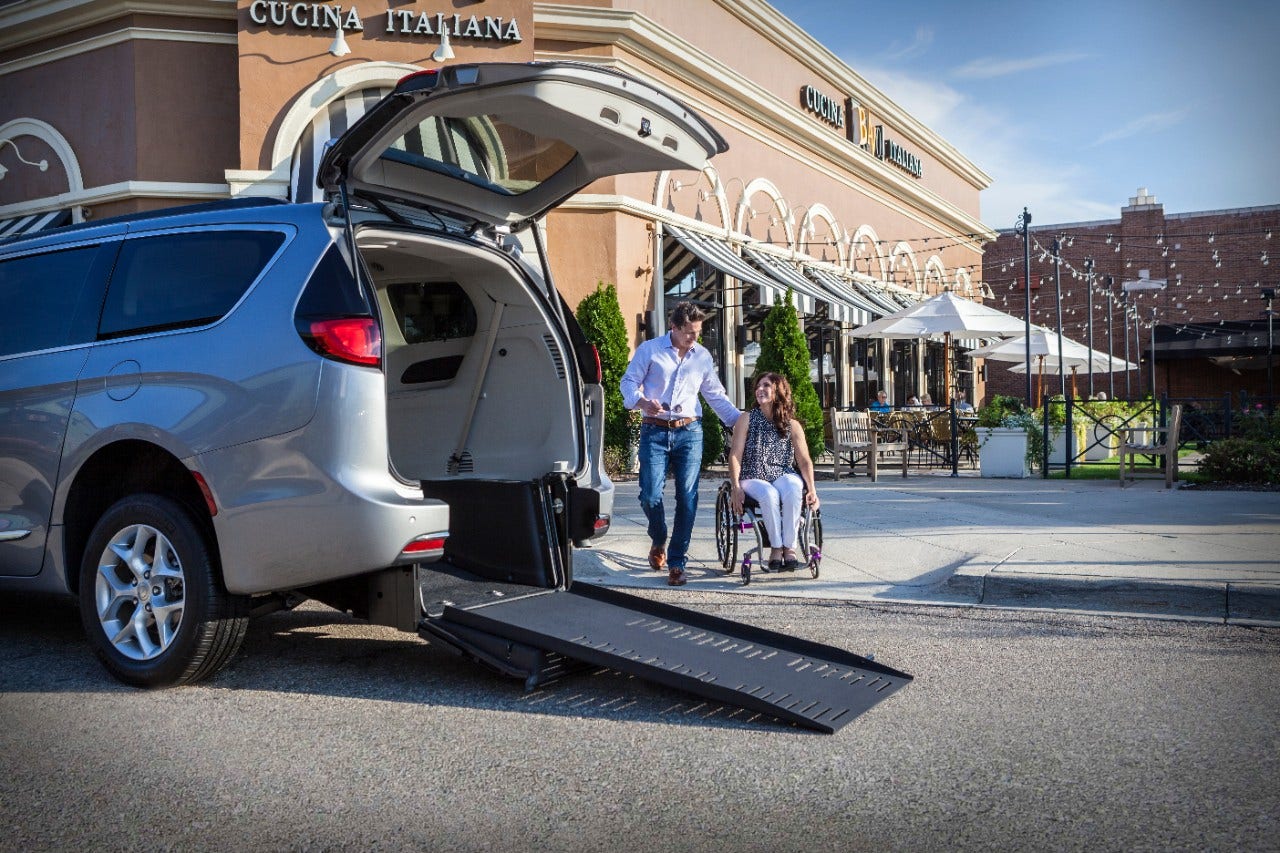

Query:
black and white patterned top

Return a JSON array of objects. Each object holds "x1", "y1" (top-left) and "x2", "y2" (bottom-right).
[{"x1": 740, "y1": 407, "x2": 795, "y2": 482}]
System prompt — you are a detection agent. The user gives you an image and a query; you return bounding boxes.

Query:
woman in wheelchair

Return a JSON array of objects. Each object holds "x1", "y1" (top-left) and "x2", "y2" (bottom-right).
[{"x1": 728, "y1": 372, "x2": 820, "y2": 571}]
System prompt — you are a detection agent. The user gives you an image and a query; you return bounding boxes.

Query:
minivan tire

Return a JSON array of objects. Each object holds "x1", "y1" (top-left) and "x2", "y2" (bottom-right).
[{"x1": 78, "y1": 494, "x2": 249, "y2": 688}]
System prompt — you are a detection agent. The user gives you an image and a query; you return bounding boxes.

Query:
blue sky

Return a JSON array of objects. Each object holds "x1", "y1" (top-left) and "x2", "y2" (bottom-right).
[{"x1": 767, "y1": 0, "x2": 1280, "y2": 230}]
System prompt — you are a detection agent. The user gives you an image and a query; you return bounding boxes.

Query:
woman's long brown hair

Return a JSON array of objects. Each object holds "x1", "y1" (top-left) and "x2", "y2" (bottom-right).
[{"x1": 754, "y1": 372, "x2": 795, "y2": 437}]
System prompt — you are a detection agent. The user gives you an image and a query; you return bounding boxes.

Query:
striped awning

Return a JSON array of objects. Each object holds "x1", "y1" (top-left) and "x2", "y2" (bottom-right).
[
  {"x1": 664, "y1": 225, "x2": 785, "y2": 309},
  {"x1": 291, "y1": 87, "x2": 392, "y2": 203},
  {"x1": 804, "y1": 266, "x2": 878, "y2": 323},
  {"x1": 850, "y1": 278, "x2": 906, "y2": 314},
  {"x1": 741, "y1": 247, "x2": 842, "y2": 319},
  {"x1": 0, "y1": 208, "x2": 72, "y2": 240}
]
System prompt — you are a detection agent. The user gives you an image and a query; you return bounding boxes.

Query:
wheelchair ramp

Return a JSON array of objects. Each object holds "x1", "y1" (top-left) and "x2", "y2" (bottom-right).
[{"x1": 429, "y1": 582, "x2": 911, "y2": 733}]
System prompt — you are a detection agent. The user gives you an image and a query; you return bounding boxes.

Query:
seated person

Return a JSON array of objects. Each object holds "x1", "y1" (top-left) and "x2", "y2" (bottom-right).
[
  {"x1": 954, "y1": 390, "x2": 975, "y2": 412},
  {"x1": 729, "y1": 372, "x2": 820, "y2": 571},
  {"x1": 905, "y1": 395, "x2": 922, "y2": 407},
  {"x1": 920, "y1": 392, "x2": 935, "y2": 408},
  {"x1": 869, "y1": 389, "x2": 892, "y2": 412}
]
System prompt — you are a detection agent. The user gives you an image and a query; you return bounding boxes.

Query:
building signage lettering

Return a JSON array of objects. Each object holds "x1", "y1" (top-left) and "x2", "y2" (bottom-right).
[
  {"x1": 846, "y1": 102, "x2": 923, "y2": 179},
  {"x1": 246, "y1": 2, "x2": 523, "y2": 41},
  {"x1": 800, "y1": 85, "x2": 844, "y2": 129}
]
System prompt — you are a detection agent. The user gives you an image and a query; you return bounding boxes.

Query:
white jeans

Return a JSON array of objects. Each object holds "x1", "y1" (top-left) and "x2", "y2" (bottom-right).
[{"x1": 740, "y1": 472, "x2": 804, "y2": 550}]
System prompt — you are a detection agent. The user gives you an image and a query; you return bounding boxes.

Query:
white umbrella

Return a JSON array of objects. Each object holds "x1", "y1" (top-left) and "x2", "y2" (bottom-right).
[
  {"x1": 977, "y1": 330, "x2": 1137, "y2": 401},
  {"x1": 849, "y1": 291, "x2": 1027, "y2": 340},
  {"x1": 849, "y1": 292, "x2": 1027, "y2": 403}
]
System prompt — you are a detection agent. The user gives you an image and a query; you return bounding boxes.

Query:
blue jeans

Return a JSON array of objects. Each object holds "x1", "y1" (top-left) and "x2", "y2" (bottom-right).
[{"x1": 637, "y1": 420, "x2": 703, "y2": 569}]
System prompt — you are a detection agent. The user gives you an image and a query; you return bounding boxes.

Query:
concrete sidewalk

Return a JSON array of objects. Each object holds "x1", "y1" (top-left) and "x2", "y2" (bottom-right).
[{"x1": 574, "y1": 472, "x2": 1280, "y2": 624}]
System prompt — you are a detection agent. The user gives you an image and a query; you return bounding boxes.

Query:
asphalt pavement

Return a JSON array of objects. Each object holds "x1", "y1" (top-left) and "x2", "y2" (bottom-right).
[{"x1": 576, "y1": 469, "x2": 1280, "y2": 624}]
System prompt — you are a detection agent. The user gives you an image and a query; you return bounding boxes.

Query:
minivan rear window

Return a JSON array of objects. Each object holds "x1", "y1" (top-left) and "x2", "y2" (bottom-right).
[
  {"x1": 382, "y1": 115, "x2": 577, "y2": 197},
  {"x1": 98, "y1": 230, "x2": 285, "y2": 339},
  {"x1": 0, "y1": 244, "x2": 102, "y2": 357}
]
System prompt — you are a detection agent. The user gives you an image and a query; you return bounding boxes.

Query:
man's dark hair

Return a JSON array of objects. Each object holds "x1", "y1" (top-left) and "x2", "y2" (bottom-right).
[{"x1": 669, "y1": 301, "x2": 707, "y2": 328}]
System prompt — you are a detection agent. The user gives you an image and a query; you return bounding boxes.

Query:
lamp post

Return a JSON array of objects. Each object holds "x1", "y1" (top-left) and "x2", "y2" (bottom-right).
[
  {"x1": 1264, "y1": 287, "x2": 1276, "y2": 406},
  {"x1": 1052, "y1": 236, "x2": 1066, "y2": 400},
  {"x1": 1084, "y1": 257, "x2": 1095, "y2": 399},
  {"x1": 1123, "y1": 289, "x2": 1131, "y2": 399},
  {"x1": 1014, "y1": 207, "x2": 1033, "y2": 404},
  {"x1": 1107, "y1": 276, "x2": 1116, "y2": 399},
  {"x1": 1122, "y1": 274, "x2": 1168, "y2": 402}
]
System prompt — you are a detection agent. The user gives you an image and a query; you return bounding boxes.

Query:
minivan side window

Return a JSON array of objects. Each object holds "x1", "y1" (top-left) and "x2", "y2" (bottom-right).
[
  {"x1": 0, "y1": 245, "x2": 103, "y2": 358},
  {"x1": 98, "y1": 230, "x2": 285, "y2": 339}
]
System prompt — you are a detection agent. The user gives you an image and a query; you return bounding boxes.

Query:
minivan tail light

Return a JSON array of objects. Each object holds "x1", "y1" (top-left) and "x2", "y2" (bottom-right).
[
  {"x1": 300, "y1": 317, "x2": 381, "y2": 367},
  {"x1": 590, "y1": 344, "x2": 602, "y2": 383}
]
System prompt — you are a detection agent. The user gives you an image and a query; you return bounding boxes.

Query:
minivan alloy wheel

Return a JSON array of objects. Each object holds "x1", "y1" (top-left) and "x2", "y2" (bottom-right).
[
  {"x1": 93, "y1": 522, "x2": 186, "y2": 661},
  {"x1": 79, "y1": 494, "x2": 249, "y2": 687}
]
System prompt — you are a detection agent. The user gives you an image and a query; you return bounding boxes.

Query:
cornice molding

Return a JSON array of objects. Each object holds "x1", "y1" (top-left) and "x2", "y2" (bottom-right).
[
  {"x1": 0, "y1": 26, "x2": 237, "y2": 78},
  {"x1": 0, "y1": 179, "x2": 229, "y2": 219},
  {"x1": 532, "y1": 4, "x2": 994, "y2": 245},
  {"x1": 0, "y1": 0, "x2": 235, "y2": 53}
]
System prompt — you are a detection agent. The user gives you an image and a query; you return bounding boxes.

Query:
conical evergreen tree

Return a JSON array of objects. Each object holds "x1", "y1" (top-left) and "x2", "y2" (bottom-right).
[
  {"x1": 754, "y1": 290, "x2": 824, "y2": 456},
  {"x1": 575, "y1": 281, "x2": 632, "y2": 454}
]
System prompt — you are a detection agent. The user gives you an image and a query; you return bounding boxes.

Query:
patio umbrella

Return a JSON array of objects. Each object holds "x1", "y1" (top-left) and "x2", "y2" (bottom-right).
[
  {"x1": 968, "y1": 327, "x2": 1094, "y2": 405},
  {"x1": 850, "y1": 292, "x2": 1027, "y2": 403},
  {"x1": 978, "y1": 330, "x2": 1138, "y2": 402}
]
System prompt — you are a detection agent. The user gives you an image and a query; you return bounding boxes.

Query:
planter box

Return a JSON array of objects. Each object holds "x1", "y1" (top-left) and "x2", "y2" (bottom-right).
[
  {"x1": 1085, "y1": 422, "x2": 1119, "y2": 461},
  {"x1": 979, "y1": 427, "x2": 1030, "y2": 478},
  {"x1": 1048, "y1": 424, "x2": 1088, "y2": 465}
]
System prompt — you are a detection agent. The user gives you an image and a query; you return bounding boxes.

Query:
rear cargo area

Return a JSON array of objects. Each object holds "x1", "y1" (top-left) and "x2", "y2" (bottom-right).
[{"x1": 361, "y1": 228, "x2": 581, "y2": 486}]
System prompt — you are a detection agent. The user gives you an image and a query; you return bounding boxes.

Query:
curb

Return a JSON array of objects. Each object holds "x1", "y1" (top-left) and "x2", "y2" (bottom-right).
[{"x1": 943, "y1": 567, "x2": 1280, "y2": 624}]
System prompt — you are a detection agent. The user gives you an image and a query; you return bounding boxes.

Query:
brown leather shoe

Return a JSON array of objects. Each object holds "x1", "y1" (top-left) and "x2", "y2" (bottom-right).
[
  {"x1": 648, "y1": 545, "x2": 666, "y2": 571},
  {"x1": 667, "y1": 566, "x2": 687, "y2": 586}
]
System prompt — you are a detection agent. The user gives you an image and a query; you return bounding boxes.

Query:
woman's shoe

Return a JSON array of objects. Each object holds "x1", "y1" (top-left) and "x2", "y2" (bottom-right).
[
  {"x1": 767, "y1": 559, "x2": 783, "y2": 572},
  {"x1": 782, "y1": 550, "x2": 800, "y2": 571}
]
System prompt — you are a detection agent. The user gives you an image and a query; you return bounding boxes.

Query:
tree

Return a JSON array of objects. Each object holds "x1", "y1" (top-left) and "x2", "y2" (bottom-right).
[
  {"x1": 754, "y1": 290, "x2": 824, "y2": 456},
  {"x1": 575, "y1": 281, "x2": 632, "y2": 455}
]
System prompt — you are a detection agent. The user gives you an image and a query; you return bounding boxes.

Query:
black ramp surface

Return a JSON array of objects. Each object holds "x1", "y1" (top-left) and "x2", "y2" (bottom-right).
[{"x1": 440, "y1": 583, "x2": 911, "y2": 733}]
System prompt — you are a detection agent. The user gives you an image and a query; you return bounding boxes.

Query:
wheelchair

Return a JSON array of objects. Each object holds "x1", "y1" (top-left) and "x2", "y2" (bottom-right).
[{"x1": 714, "y1": 479, "x2": 822, "y2": 586}]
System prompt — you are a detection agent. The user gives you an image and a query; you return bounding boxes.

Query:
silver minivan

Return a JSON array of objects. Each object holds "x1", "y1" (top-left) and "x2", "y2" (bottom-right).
[{"x1": 0, "y1": 62, "x2": 724, "y2": 687}]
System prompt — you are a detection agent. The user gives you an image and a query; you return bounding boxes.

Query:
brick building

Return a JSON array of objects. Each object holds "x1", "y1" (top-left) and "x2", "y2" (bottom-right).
[{"x1": 980, "y1": 188, "x2": 1278, "y2": 405}]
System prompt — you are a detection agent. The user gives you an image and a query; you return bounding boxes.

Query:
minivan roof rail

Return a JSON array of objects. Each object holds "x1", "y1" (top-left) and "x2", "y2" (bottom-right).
[{"x1": 1, "y1": 197, "x2": 289, "y2": 246}]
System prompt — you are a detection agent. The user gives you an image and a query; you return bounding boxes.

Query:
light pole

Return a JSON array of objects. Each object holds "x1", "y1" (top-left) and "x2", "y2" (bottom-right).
[
  {"x1": 1084, "y1": 257, "x2": 1095, "y2": 399},
  {"x1": 1106, "y1": 276, "x2": 1116, "y2": 399},
  {"x1": 1122, "y1": 274, "x2": 1168, "y2": 402},
  {"x1": 1123, "y1": 289, "x2": 1131, "y2": 399},
  {"x1": 1149, "y1": 307, "x2": 1157, "y2": 401},
  {"x1": 1014, "y1": 207, "x2": 1033, "y2": 404},
  {"x1": 1264, "y1": 287, "x2": 1276, "y2": 405},
  {"x1": 1052, "y1": 236, "x2": 1066, "y2": 400}
]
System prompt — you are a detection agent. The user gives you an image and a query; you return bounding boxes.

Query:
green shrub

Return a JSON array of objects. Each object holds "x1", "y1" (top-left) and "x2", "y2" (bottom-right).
[
  {"x1": 753, "y1": 290, "x2": 824, "y2": 458},
  {"x1": 701, "y1": 406, "x2": 725, "y2": 469},
  {"x1": 574, "y1": 282, "x2": 631, "y2": 456},
  {"x1": 976, "y1": 394, "x2": 1044, "y2": 470},
  {"x1": 1200, "y1": 437, "x2": 1280, "y2": 484}
]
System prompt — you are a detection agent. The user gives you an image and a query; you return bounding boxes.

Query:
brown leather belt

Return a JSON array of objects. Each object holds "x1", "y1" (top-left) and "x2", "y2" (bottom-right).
[{"x1": 642, "y1": 416, "x2": 698, "y2": 429}]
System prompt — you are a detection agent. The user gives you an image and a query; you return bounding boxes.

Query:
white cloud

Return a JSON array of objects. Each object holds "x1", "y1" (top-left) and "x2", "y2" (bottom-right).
[
  {"x1": 855, "y1": 64, "x2": 1118, "y2": 228},
  {"x1": 1091, "y1": 110, "x2": 1188, "y2": 146},
  {"x1": 884, "y1": 26, "x2": 934, "y2": 61},
  {"x1": 952, "y1": 52, "x2": 1090, "y2": 80}
]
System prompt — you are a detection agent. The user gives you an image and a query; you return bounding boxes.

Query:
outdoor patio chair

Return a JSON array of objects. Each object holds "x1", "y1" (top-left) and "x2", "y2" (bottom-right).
[
  {"x1": 1119, "y1": 404, "x2": 1183, "y2": 488},
  {"x1": 831, "y1": 409, "x2": 908, "y2": 481}
]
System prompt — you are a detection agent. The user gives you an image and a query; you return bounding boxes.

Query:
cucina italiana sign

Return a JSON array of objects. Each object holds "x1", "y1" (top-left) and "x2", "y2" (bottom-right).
[{"x1": 246, "y1": 2, "x2": 523, "y2": 41}]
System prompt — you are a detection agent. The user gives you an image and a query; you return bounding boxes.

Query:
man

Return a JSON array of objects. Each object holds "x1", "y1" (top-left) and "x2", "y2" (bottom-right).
[
  {"x1": 869, "y1": 390, "x2": 892, "y2": 412},
  {"x1": 954, "y1": 390, "x2": 975, "y2": 412},
  {"x1": 620, "y1": 302, "x2": 740, "y2": 586}
]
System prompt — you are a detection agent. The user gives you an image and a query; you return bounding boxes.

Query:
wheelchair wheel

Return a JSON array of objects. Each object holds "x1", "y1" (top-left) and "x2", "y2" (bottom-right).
[
  {"x1": 805, "y1": 511, "x2": 823, "y2": 579},
  {"x1": 715, "y1": 486, "x2": 737, "y2": 572}
]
